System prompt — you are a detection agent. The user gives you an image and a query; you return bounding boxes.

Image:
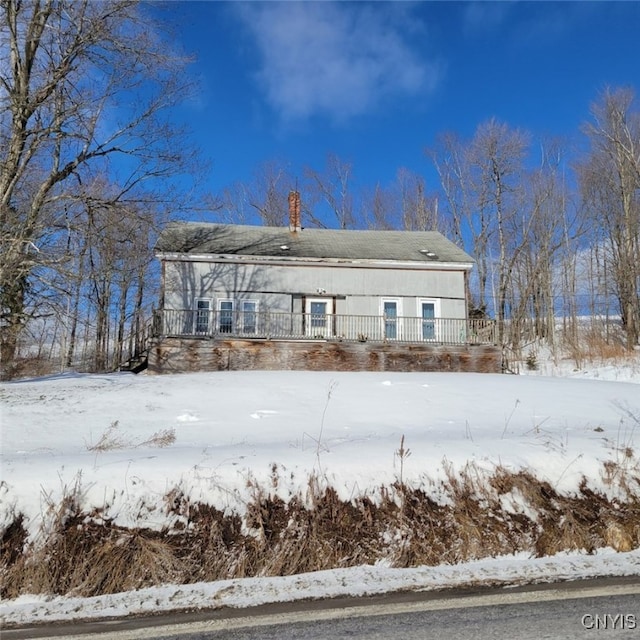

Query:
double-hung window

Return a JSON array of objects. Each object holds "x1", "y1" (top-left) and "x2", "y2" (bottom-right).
[
  {"x1": 195, "y1": 299, "x2": 211, "y2": 334},
  {"x1": 241, "y1": 300, "x2": 258, "y2": 334},
  {"x1": 195, "y1": 298, "x2": 261, "y2": 336},
  {"x1": 218, "y1": 299, "x2": 234, "y2": 333},
  {"x1": 381, "y1": 298, "x2": 402, "y2": 340}
]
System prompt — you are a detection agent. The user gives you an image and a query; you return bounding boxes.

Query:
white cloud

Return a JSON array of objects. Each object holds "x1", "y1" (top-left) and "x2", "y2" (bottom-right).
[
  {"x1": 462, "y1": 2, "x2": 512, "y2": 34},
  {"x1": 234, "y1": 2, "x2": 440, "y2": 124},
  {"x1": 462, "y1": 2, "x2": 596, "y2": 45}
]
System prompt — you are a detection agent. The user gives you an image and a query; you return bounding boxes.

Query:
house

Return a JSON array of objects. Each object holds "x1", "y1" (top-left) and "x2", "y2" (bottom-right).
[{"x1": 148, "y1": 192, "x2": 500, "y2": 374}]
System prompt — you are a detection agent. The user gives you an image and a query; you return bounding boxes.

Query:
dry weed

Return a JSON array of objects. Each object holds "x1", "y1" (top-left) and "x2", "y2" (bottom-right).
[
  {"x1": 87, "y1": 421, "x2": 128, "y2": 451},
  {"x1": 3, "y1": 463, "x2": 640, "y2": 599},
  {"x1": 0, "y1": 514, "x2": 28, "y2": 599},
  {"x1": 583, "y1": 328, "x2": 629, "y2": 361},
  {"x1": 140, "y1": 428, "x2": 176, "y2": 448},
  {"x1": 603, "y1": 520, "x2": 634, "y2": 552},
  {"x1": 70, "y1": 530, "x2": 188, "y2": 596},
  {"x1": 87, "y1": 424, "x2": 177, "y2": 452}
]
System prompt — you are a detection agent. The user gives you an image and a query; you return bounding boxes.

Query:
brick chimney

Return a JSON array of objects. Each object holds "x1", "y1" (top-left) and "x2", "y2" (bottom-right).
[{"x1": 288, "y1": 190, "x2": 301, "y2": 232}]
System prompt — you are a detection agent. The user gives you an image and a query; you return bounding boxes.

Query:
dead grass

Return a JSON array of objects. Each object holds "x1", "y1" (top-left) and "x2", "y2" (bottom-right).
[
  {"x1": 87, "y1": 423, "x2": 176, "y2": 451},
  {"x1": 0, "y1": 512, "x2": 28, "y2": 597},
  {"x1": 0, "y1": 356, "x2": 57, "y2": 381},
  {"x1": 139, "y1": 428, "x2": 176, "y2": 448},
  {"x1": 581, "y1": 328, "x2": 631, "y2": 360},
  {"x1": 2, "y1": 462, "x2": 639, "y2": 599},
  {"x1": 87, "y1": 421, "x2": 128, "y2": 451},
  {"x1": 562, "y1": 325, "x2": 636, "y2": 368}
]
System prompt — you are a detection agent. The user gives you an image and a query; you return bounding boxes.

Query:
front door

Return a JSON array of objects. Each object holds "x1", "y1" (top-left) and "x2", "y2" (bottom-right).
[{"x1": 305, "y1": 298, "x2": 332, "y2": 337}]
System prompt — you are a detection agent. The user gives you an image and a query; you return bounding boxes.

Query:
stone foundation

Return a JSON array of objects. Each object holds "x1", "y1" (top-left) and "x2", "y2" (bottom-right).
[{"x1": 147, "y1": 337, "x2": 502, "y2": 374}]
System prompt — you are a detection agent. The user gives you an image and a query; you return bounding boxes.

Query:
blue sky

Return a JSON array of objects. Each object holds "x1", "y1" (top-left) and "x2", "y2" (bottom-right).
[{"x1": 159, "y1": 1, "x2": 640, "y2": 213}]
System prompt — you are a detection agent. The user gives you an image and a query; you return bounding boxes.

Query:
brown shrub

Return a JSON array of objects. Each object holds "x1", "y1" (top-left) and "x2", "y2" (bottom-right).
[
  {"x1": 2, "y1": 465, "x2": 639, "y2": 599},
  {"x1": 0, "y1": 514, "x2": 28, "y2": 599}
]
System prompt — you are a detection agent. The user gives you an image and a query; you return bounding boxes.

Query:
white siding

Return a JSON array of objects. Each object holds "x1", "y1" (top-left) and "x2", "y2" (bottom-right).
[{"x1": 163, "y1": 259, "x2": 468, "y2": 319}]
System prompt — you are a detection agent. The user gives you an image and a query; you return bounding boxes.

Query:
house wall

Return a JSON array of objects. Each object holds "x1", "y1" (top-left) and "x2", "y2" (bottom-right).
[
  {"x1": 342, "y1": 295, "x2": 465, "y2": 318},
  {"x1": 163, "y1": 259, "x2": 468, "y2": 318}
]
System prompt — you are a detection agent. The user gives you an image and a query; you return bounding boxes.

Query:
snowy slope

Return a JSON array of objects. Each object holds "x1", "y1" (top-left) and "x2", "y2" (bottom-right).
[{"x1": 1, "y1": 367, "x2": 639, "y2": 624}]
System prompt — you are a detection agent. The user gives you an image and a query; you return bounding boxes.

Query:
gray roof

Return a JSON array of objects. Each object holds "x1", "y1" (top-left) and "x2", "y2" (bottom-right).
[{"x1": 155, "y1": 222, "x2": 474, "y2": 265}]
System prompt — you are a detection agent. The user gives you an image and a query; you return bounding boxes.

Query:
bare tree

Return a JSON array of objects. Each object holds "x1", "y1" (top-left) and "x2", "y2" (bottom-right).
[
  {"x1": 0, "y1": 0, "x2": 193, "y2": 374},
  {"x1": 80, "y1": 195, "x2": 155, "y2": 371},
  {"x1": 355, "y1": 183, "x2": 390, "y2": 230},
  {"x1": 397, "y1": 168, "x2": 440, "y2": 232},
  {"x1": 429, "y1": 132, "x2": 488, "y2": 313},
  {"x1": 509, "y1": 140, "x2": 578, "y2": 353},
  {"x1": 362, "y1": 169, "x2": 441, "y2": 231},
  {"x1": 244, "y1": 160, "x2": 296, "y2": 226},
  {"x1": 430, "y1": 120, "x2": 530, "y2": 340},
  {"x1": 304, "y1": 153, "x2": 355, "y2": 229},
  {"x1": 468, "y1": 120, "x2": 530, "y2": 342},
  {"x1": 428, "y1": 133, "x2": 468, "y2": 248},
  {"x1": 579, "y1": 87, "x2": 640, "y2": 349},
  {"x1": 218, "y1": 184, "x2": 252, "y2": 225}
]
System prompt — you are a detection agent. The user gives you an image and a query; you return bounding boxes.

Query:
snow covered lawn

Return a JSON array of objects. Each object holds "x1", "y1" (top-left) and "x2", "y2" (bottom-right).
[{"x1": 1, "y1": 368, "x2": 639, "y2": 625}]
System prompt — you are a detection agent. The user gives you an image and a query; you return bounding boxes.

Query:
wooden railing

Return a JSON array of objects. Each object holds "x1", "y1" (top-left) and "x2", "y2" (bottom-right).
[
  {"x1": 118, "y1": 318, "x2": 153, "y2": 372},
  {"x1": 153, "y1": 309, "x2": 497, "y2": 346}
]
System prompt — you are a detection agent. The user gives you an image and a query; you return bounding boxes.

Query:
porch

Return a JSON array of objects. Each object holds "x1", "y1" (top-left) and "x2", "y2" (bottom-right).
[
  {"x1": 147, "y1": 309, "x2": 501, "y2": 374},
  {"x1": 152, "y1": 309, "x2": 497, "y2": 346}
]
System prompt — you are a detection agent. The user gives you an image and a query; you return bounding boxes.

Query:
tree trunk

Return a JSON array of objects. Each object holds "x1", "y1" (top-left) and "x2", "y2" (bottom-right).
[{"x1": 0, "y1": 274, "x2": 27, "y2": 377}]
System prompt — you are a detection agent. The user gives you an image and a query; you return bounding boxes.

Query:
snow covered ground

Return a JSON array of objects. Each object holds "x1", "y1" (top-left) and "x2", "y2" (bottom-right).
[
  {"x1": 4, "y1": 550, "x2": 640, "y2": 626},
  {"x1": 1, "y1": 359, "x2": 640, "y2": 625}
]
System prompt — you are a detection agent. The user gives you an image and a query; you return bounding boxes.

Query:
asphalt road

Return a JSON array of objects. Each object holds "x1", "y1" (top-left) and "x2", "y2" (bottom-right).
[
  {"x1": 185, "y1": 592, "x2": 640, "y2": 640},
  {"x1": 5, "y1": 577, "x2": 640, "y2": 640}
]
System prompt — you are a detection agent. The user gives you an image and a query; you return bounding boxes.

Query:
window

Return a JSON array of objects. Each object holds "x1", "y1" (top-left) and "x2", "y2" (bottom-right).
[
  {"x1": 195, "y1": 299, "x2": 211, "y2": 334},
  {"x1": 418, "y1": 299, "x2": 440, "y2": 341},
  {"x1": 381, "y1": 299, "x2": 401, "y2": 340},
  {"x1": 218, "y1": 299, "x2": 234, "y2": 333},
  {"x1": 310, "y1": 301, "x2": 327, "y2": 328},
  {"x1": 305, "y1": 298, "x2": 332, "y2": 337},
  {"x1": 241, "y1": 300, "x2": 258, "y2": 334}
]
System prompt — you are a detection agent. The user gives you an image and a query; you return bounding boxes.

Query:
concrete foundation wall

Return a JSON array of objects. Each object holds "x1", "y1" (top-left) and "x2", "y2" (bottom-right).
[{"x1": 148, "y1": 337, "x2": 503, "y2": 375}]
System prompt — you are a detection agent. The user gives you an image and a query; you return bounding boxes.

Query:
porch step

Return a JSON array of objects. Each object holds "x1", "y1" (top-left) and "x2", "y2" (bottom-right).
[{"x1": 119, "y1": 350, "x2": 149, "y2": 374}]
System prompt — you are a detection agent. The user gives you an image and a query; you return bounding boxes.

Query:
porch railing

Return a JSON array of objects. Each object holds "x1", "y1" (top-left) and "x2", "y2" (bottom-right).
[{"x1": 153, "y1": 309, "x2": 497, "y2": 346}]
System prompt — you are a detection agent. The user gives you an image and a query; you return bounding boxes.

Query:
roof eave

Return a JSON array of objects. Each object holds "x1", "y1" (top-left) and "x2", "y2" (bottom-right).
[{"x1": 155, "y1": 251, "x2": 474, "y2": 271}]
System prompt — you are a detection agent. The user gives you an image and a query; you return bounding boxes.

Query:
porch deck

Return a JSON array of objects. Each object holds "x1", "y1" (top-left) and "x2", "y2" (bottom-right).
[
  {"x1": 147, "y1": 309, "x2": 501, "y2": 374},
  {"x1": 152, "y1": 309, "x2": 497, "y2": 346}
]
